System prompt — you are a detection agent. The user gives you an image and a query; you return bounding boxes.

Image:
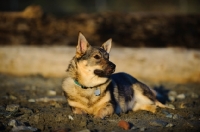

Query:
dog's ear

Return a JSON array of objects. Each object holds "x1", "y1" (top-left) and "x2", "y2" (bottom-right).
[
  {"x1": 101, "y1": 39, "x2": 112, "y2": 53},
  {"x1": 76, "y1": 32, "x2": 90, "y2": 58}
]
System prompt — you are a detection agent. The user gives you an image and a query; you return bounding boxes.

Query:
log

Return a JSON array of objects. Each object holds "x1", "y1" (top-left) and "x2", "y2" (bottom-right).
[{"x1": 0, "y1": 46, "x2": 199, "y2": 83}]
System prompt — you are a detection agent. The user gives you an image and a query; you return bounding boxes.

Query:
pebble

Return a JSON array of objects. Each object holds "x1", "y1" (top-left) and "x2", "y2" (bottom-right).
[
  {"x1": 118, "y1": 120, "x2": 130, "y2": 130},
  {"x1": 166, "y1": 123, "x2": 174, "y2": 127},
  {"x1": 11, "y1": 126, "x2": 38, "y2": 132},
  {"x1": 168, "y1": 91, "x2": 177, "y2": 102},
  {"x1": 168, "y1": 91, "x2": 177, "y2": 96},
  {"x1": 166, "y1": 113, "x2": 173, "y2": 118},
  {"x1": 47, "y1": 90, "x2": 57, "y2": 96},
  {"x1": 173, "y1": 114, "x2": 179, "y2": 119},
  {"x1": 68, "y1": 115, "x2": 74, "y2": 120},
  {"x1": 8, "y1": 119, "x2": 37, "y2": 132},
  {"x1": 9, "y1": 95, "x2": 17, "y2": 100},
  {"x1": 150, "y1": 120, "x2": 168, "y2": 127},
  {"x1": 176, "y1": 94, "x2": 186, "y2": 100},
  {"x1": 28, "y1": 99, "x2": 36, "y2": 102},
  {"x1": 8, "y1": 119, "x2": 18, "y2": 127},
  {"x1": 140, "y1": 127, "x2": 146, "y2": 131},
  {"x1": 168, "y1": 96, "x2": 176, "y2": 102},
  {"x1": 131, "y1": 126, "x2": 138, "y2": 130},
  {"x1": 6, "y1": 104, "x2": 20, "y2": 112}
]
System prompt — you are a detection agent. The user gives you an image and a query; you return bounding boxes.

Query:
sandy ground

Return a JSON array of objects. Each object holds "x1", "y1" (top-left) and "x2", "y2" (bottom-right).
[
  {"x1": 0, "y1": 46, "x2": 200, "y2": 132},
  {"x1": 0, "y1": 74, "x2": 200, "y2": 132}
]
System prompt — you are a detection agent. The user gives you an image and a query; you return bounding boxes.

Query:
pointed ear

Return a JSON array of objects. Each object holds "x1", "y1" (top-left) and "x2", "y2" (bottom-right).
[
  {"x1": 76, "y1": 32, "x2": 90, "y2": 58},
  {"x1": 101, "y1": 38, "x2": 112, "y2": 53}
]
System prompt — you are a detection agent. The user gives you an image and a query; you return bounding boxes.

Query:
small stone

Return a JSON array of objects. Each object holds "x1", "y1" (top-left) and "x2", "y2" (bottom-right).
[
  {"x1": 166, "y1": 113, "x2": 173, "y2": 118},
  {"x1": 9, "y1": 95, "x2": 17, "y2": 100},
  {"x1": 28, "y1": 99, "x2": 36, "y2": 102},
  {"x1": 162, "y1": 110, "x2": 170, "y2": 115},
  {"x1": 118, "y1": 120, "x2": 130, "y2": 130},
  {"x1": 48, "y1": 90, "x2": 57, "y2": 96},
  {"x1": 6, "y1": 104, "x2": 20, "y2": 112},
  {"x1": 168, "y1": 96, "x2": 176, "y2": 102},
  {"x1": 176, "y1": 94, "x2": 186, "y2": 100},
  {"x1": 173, "y1": 114, "x2": 179, "y2": 119},
  {"x1": 150, "y1": 120, "x2": 168, "y2": 127},
  {"x1": 68, "y1": 115, "x2": 74, "y2": 120},
  {"x1": 140, "y1": 127, "x2": 146, "y2": 131},
  {"x1": 11, "y1": 126, "x2": 38, "y2": 132},
  {"x1": 191, "y1": 93, "x2": 199, "y2": 98},
  {"x1": 166, "y1": 123, "x2": 174, "y2": 127},
  {"x1": 8, "y1": 119, "x2": 17, "y2": 127},
  {"x1": 131, "y1": 126, "x2": 138, "y2": 130},
  {"x1": 8, "y1": 119, "x2": 37, "y2": 132},
  {"x1": 168, "y1": 91, "x2": 177, "y2": 96}
]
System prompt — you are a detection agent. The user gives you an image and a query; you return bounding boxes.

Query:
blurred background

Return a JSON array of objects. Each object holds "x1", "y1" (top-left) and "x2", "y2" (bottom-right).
[{"x1": 0, "y1": 0, "x2": 200, "y2": 48}]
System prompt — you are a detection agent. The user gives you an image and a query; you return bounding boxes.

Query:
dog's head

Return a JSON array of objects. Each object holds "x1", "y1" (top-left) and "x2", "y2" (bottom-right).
[{"x1": 75, "y1": 32, "x2": 116, "y2": 78}]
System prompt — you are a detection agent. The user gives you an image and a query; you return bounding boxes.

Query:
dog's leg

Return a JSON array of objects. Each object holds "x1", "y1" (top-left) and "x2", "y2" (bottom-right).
[
  {"x1": 132, "y1": 100, "x2": 172, "y2": 113},
  {"x1": 132, "y1": 103, "x2": 157, "y2": 113},
  {"x1": 94, "y1": 102, "x2": 114, "y2": 119}
]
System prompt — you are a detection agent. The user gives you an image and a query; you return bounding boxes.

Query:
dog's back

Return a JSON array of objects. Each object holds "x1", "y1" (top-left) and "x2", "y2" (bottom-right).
[{"x1": 110, "y1": 72, "x2": 160, "y2": 114}]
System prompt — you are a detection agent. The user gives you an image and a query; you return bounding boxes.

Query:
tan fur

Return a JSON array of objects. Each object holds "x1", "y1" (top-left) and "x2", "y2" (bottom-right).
[
  {"x1": 77, "y1": 60, "x2": 108, "y2": 87},
  {"x1": 62, "y1": 32, "x2": 170, "y2": 118},
  {"x1": 63, "y1": 77, "x2": 113, "y2": 117}
]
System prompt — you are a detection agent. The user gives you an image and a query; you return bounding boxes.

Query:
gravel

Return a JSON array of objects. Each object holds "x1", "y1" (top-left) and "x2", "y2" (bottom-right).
[{"x1": 0, "y1": 74, "x2": 200, "y2": 131}]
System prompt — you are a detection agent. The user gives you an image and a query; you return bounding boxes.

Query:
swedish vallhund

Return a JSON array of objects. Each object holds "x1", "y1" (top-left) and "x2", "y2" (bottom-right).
[{"x1": 62, "y1": 32, "x2": 169, "y2": 118}]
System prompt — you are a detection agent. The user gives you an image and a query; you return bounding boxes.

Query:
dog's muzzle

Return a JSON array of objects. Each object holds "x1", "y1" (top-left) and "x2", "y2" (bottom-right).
[{"x1": 94, "y1": 62, "x2": 116, "y2": 77}]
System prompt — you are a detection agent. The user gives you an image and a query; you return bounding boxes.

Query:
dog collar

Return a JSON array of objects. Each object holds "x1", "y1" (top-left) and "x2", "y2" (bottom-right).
[
  {"x1": 74, "y1": 79, "x2": 109, "y2": 89},
  {"x1": 74, "y1": 80, "x2": 101, "y2": 96},
  {"x1": 74, "y1": 80, "x2": 88, "y2": 89}
]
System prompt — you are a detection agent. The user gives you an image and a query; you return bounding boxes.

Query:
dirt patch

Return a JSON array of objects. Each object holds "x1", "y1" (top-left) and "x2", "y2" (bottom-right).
[{"x1": 0, "y1": 74, "x2": 200, "y2": 132}]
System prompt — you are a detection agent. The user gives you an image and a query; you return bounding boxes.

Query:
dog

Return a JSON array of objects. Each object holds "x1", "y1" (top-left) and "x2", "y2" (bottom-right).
[{"x1": 62, "y1": 32, "x2": 168, "y2": 118}]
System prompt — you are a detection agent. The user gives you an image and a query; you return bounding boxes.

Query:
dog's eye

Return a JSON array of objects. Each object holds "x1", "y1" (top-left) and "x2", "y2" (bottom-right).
[{"x1": 94, "y1": 55, "x2": 101, "y2": 59}]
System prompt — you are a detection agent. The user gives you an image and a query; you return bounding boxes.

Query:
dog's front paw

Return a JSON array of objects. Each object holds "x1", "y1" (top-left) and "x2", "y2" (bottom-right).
[
  {"x1": 72, "y1": 107, "x2": 86, "y2": 115},
  {"x1": 94, "y1": 103, "x2": 114, "y2": 119}
]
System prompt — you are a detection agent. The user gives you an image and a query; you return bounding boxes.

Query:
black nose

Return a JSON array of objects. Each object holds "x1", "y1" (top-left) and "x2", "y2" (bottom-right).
[{"x1": 109, "y1": 62, "x2": 116, "y2": 69}]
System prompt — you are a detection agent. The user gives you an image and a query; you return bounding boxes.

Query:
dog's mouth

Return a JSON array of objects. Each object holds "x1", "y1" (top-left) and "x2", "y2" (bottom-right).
[{"x1": 94, "y1": 63, "x2": 116, "y2": 77}]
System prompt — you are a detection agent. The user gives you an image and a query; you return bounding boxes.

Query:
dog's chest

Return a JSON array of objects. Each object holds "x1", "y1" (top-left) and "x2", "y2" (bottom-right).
[{"x1": 78, "y1": 87, "x2": 101, "y2": 98}]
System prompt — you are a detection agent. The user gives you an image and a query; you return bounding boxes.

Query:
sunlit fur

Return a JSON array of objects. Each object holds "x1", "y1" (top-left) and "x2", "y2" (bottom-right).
[{"x1": 62, "y1": 32, "x2": 169, "y2": 118}]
